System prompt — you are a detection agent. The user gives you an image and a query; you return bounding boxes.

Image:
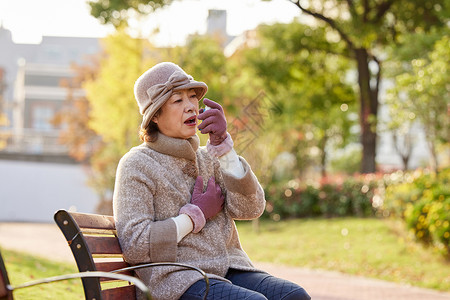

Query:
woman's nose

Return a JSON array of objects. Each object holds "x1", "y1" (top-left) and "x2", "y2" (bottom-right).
[{"x1": 185, "y1": 99, "x2": 196, "y2": 112}]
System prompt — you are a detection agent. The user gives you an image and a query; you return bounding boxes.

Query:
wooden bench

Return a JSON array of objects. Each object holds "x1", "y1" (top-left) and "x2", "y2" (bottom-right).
[
  {"x1": 0, "y1": 248, "x2": 151, "y2": 300},
  {"x1": 54, "y1": 209, "x2": 209, "y2": 300}
]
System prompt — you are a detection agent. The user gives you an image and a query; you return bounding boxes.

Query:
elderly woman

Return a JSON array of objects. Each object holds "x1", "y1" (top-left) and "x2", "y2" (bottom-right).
[{"x1": 113, "y1": 62, "x2": 310, "y2": 300}]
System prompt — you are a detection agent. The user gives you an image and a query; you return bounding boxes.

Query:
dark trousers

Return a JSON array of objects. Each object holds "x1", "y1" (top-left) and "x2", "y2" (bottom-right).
[{"x1": 180, "y1": 268, "x2": 311, "y2": 300}]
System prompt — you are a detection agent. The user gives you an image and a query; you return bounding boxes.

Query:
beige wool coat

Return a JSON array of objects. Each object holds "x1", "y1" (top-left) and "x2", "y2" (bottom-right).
[{"x1": 113, "y1": 133, "x2": 266, "y2": 300}]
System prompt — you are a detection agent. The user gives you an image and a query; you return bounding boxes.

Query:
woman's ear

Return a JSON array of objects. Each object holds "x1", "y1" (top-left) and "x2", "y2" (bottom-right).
[{"x1": 152, "y1": 115, "x2": 159, "y2": 124}]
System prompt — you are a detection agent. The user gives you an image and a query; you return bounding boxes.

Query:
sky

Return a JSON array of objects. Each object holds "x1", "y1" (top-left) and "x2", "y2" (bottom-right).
[{"x1": 0, "y1": 0, "x2": 300, "y2": 46}]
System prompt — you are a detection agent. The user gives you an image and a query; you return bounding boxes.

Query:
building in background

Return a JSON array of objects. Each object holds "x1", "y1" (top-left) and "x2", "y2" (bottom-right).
[
  {"x1": 0, "y1": 25, "x2": 100, "y2": 222},
  {"x1": 0, "y1": 25, "x2": 99, "y2": 160},
  {"x1": 206, "y1": 9, "x2": 235, "y2": 47}
]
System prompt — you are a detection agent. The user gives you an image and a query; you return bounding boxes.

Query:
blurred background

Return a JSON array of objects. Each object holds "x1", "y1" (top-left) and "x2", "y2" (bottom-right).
[
  {"x1": 0, "y1": 0, "x2": 448, "y2": 219},
  {"x1": 0, "y1": 0, "x2": 449, "y2": 295}
]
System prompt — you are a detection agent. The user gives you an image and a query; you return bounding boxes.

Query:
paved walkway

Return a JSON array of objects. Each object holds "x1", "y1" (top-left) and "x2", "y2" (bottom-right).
[{"x1": 1, "y1": 222, "x2": 450, "y2": 300}]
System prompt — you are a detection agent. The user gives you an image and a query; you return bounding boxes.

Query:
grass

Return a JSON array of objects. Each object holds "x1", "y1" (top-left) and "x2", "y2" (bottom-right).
[
  {"x1": 1, "y1": 248, "x2": 83, "y2": 299},
  {"x1": 237, "y1": 217, "x2": 450, "y2": 291}
]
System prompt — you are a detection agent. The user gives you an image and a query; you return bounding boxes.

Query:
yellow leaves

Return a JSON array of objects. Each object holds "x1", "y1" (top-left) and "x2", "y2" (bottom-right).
[{"x1": 84, "y1": 30, "x2": 155, "y2": 149}]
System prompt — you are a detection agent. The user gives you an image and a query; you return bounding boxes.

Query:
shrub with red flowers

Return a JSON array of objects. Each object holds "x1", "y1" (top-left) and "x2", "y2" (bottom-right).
[{"x1": 263, "y1": 174, "x2": 380, "y2": 220}]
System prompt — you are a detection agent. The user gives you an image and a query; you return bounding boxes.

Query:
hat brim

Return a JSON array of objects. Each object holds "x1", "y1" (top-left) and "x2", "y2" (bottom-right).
[
  {"x1": 173, "y1": 81, "x2": 208, "y2": 100},
  {"x1": 141, "y1": 80, "x2": 208, "y2": 129}
]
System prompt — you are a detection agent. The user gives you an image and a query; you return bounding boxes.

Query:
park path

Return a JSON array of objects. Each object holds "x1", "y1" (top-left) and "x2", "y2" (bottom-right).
[{"x1": 1, "y1": 222, "x2": 450, "y2": 300}]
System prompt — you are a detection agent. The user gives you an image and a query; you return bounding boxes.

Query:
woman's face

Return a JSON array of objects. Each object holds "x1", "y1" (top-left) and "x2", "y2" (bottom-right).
[{"x1": 152, "y1": 88, "x2": 199, "y2": 139}]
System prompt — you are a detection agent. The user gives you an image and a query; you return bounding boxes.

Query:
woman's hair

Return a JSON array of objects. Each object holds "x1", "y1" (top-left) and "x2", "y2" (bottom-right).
[{"x1": 139, "y1": 113, "x2": 159, "y2": 143}]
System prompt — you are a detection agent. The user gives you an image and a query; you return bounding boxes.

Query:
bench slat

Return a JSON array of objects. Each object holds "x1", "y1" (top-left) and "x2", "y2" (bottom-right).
[
  {"x1": 95, "y1": 261, "x2": 130, "y2": 272},
  {"x1": 96, "y1": 261, "x2": 134, "y2": 281},
  {"x1": 102, "y1": 284, "x2": 136, "y2": 300},
  {"x1": 70, "y1": 212, "x2": 115, "y2": 230},
  {"x1": 85, "y1": 236, "x2": 122, "y2": 255}
]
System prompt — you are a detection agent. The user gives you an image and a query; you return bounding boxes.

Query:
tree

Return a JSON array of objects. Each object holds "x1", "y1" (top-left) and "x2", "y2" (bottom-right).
[
  {"x1": 285, "y1": 0, "x2": 447, "y2": 173},
  {"x1": 85, "y1": 30, "x2": 157, "y2": 213},
  {"x1": 56, "y1": 30, "x2": 157, "y2": 214},
  {"x1": 88, "y1": 0, "x2": 173, "y2": 27},
  {"x1": 386, "y1": 35, "x2": 449, "y2": 172},
  {"x1": 87, "y1": 0, "x2": 448, "y2": 173},
  {"x1": 244, "y1": 22, "x2": 358, "y2": 178},
  {"x1": 53, "y1": 60, "x2": 101, "y2": 162},
  {"x1": 162, "y1": 35, "x2": 228, "y2": 107}
]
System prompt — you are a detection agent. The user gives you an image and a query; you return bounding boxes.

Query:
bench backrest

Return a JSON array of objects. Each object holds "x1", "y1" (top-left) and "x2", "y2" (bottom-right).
[{"x1": 54, "y1": 209, "x2": 135, "y2": 300}]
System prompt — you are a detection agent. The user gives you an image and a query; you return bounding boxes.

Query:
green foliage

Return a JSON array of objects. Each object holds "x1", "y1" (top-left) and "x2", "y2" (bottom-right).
[
  {"x1": 238, "y1": 218, "x2": 450, "y2": 291},
  {"x1": 68, "y1": 1, "x2": 449, "y2": 212},
  {"x1": 162, "y1": 35, "x2": 228, "y2": 109},
  {"x1": 81, "y1": 30, "x2": 157, "y2": 212},
  {"x1": 246, "y1": 21, "x2": 358, "y2": 176},
  {"x1": 290, "y1": 0, "x2": 448, "y2": 173},
  {"x1": 382, "y1": 168, "x2": 450, "y2": 258},
  {"x1": 329, "y1": 144, "x2": 362, "y2": 174},
  {"x1": 382, "y1": 181, "x2": 422, "y2": 218},
  {"x1": 85, "y1": 30, "x2": 149, "y2": 147},
  {"x1": 88, "y1": 0, "x2": 173, "y2": 27},
  {"x1": 385, "y1": 34, "x2": 450, "y2": 171},
  {"x1": 86, "y1": 0, "x2": 450, "y2": 175},
  {"x1": 264, "y1": 175, "x2": 378, "y2": 220}
]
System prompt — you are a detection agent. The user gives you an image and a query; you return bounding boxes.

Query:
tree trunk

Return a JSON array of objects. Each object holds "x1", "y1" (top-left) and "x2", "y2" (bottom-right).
[
  {"x1": 319, "y1": 135, "x2": 328, "y2": 178},
  {"x1": 393, "y1": 132, "x2": 412, "y2": 171},
  {"x1": 425, "y1": 128, "x2": 439, "y2": 173},
  {"x1": 355, "y1": 48, "x2": 379, "y2": 173}
]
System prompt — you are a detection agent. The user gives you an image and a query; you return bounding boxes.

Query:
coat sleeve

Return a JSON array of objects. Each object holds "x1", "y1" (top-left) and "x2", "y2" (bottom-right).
[
  {"x1": 217, "y1": 156, "x2": 266, "y2": 220},
  {"x1": 113, "y1": 152, "x2": 178, "y2": 265}
]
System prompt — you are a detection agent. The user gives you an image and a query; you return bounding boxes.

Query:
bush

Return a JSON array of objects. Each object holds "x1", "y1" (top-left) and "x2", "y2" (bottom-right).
[
  {"x1": 264, "y1": 168, "x2": 450, "y2": 258},
  {"x1": 263, "y1": 175, "x2": 378, "y2": 220},
  {"x1": 382, "y1": 181, "x2": 423, "y2": 218},
  {"x1": 383, "y1": 168, "x2": 450, "y2": 258}
]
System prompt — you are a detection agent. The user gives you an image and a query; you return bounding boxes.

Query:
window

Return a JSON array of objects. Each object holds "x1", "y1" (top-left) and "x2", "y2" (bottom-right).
[{"x1": 32, "y1": 105, "x2": 54, "y2": 130}]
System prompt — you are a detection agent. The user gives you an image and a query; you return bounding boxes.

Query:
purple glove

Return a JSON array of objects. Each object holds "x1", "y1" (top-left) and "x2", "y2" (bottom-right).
[
  {"x1": 198, "y1": 98, "x2": 228, "y2": 146},
  {"x1": 191, "y1": 176, "x2": 224, "y2": 219}
]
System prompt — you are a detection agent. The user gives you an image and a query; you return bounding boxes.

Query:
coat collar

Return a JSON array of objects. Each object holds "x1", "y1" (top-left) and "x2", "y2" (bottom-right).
[{"x1": 145, "y1": 133, "x2": 199, "y2": 161}]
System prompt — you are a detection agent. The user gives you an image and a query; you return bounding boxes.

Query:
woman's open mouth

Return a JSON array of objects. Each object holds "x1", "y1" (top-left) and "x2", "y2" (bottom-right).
[{"x1": 184, "y1": 116, "x2": 197, "y2": 126}]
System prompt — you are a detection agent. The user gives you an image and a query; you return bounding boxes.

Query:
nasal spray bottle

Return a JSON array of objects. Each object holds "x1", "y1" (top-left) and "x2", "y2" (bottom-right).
[{"x1": 197, "y1": 105, "x2": 211, "y2": 131}]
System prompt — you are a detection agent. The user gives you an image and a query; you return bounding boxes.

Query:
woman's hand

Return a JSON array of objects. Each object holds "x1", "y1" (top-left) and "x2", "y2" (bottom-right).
[
  {"x1": 198, "y1": 98, "x2": 228, "y2": 146},
  {"x1": 191, "y1": 176, "x2": 224, "y2": 219},
  {"x1": 179, "y1": 176, "x2": 224, "y2": 233}
]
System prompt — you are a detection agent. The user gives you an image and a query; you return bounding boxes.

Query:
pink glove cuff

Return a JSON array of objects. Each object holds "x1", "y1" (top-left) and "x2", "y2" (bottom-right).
[
  {"x1": 206, "y1": 133, "x2": 234, "y2": 158},
  {"x1": 179, "y1": 203, "x2": 206, "y2": 233}
]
